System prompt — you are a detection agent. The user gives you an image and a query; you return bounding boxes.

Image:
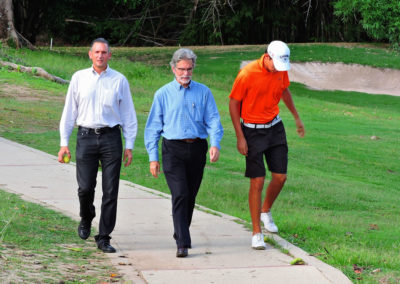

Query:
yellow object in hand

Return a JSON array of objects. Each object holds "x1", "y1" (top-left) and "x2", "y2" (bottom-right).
[{"x1": 63, "y1": 155, "x2": 70, "y2": 163}]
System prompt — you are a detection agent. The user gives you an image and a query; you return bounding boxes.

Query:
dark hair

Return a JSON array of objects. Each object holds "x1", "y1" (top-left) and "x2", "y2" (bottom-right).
[{"x1": 90, "y1": 38, "x2": 110, "y2": 52}]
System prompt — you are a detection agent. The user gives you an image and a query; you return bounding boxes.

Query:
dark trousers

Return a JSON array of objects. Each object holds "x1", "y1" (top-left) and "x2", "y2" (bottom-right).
[
  {"x1": 162, "y1": 138, "x2": 208, "y2": 248},
  {"x1": 75, "y1": 126, "x2": 122, "y2": 243}
]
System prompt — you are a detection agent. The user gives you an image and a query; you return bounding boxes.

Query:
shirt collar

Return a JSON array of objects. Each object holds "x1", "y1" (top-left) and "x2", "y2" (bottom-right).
[
  {"x1": 91, "y1": 65, "x2": 110, "y2": 76},
  {"x1": 258, "y1": 54, "x2": 266, "y2": 70},
  {"x1": 173, "y1": 78, "x2": 193, "y2": 90}
]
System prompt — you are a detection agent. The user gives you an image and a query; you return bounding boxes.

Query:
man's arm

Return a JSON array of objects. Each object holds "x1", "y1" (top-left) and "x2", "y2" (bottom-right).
[
  {"x1": 119, "y1": 77, "x2": 138, "y2": 167},
  {"x1": 58, "y1": 74, "x2": 78, "y2": 163},
  {"x1": 229, "y1": 98, "x2": 248, "y2": 156},
  {"x1": 203, "y1": 89, "x2": 223, "y2": 163},
  {"x1": 144, "y1": 92, "x2": 163, "y2": 176},
  {"x1": 119, "y1": 77, "x2": 138, "y2": 152},
  {"x1": 281, "y1": 88, "x2": 305, "y2": 137}
]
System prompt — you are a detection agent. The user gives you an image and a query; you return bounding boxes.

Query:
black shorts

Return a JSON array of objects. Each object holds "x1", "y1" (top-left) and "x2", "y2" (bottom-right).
[{"x1": 242, "y1": 121, "x2": 288, "y2": 178}]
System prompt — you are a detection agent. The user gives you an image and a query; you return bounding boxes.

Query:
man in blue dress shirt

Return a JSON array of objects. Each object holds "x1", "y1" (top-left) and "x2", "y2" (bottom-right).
[{"x1": 144, "y1": 48, "x2": 223, "y2": 258}]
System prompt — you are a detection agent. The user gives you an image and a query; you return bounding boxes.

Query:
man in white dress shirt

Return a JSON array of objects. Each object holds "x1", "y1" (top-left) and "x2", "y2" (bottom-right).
[{"x1": 58, "y1": 38, "x2": 138, "y2": 253}]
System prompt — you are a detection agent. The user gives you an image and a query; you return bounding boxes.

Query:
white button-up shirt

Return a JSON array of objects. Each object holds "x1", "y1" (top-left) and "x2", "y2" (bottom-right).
[{"x1": 59, "y1": 66, "x2": 138, "y2": 149}]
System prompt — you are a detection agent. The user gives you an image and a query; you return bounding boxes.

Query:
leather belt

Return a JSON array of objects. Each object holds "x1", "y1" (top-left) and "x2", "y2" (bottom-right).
[
  {"x1": 79, "y1": 125, "x2": 120, "y2": 135},
  {"x1": 180, "y1": 138, "x2": 200, "y2": 143},
  {"x1": 243, "y1": 116, "x2": 281, "y2": 129}
]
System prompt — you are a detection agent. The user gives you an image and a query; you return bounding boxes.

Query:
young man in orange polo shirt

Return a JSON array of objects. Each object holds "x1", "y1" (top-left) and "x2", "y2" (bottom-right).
[{"x1": 229, "y1": 40, "x2": 305, "y2": 250}]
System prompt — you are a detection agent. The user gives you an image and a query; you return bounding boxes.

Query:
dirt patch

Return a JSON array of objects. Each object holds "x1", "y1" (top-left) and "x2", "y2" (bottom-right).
[
  {"x1": 0, "y1": 83, "x2": 64, "y2": 102},
  {"x1": 289, "y1": 62, "x2": 400, "y2": 96}
]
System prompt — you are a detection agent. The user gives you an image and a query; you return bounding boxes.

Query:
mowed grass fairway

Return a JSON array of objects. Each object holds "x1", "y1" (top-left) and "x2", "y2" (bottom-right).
[{"x1": 1, "y1": 44, "x2": 399, "y2": 283}]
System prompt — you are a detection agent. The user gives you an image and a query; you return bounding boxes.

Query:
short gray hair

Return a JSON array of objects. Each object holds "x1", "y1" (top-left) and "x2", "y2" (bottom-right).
[
  {"x1": 91, "y1": 38, "x2": 110, "y2": 53},
  {"x1": 170, "y1": 48, "x2": 197, "y2": 68}
]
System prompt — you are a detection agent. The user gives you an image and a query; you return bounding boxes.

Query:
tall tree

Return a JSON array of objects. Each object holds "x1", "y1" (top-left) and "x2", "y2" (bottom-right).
[{"x1": 0, "y1": 0, "x2": 20, "y2": 47}]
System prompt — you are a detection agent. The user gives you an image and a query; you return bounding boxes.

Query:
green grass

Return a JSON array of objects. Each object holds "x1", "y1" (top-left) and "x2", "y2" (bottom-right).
[
  {"x1": 1, "y1": 43, "x2": 400, "y2": 283},
  {"x1": 0, "y1": 190, "x2": 123, "y2": 282}
]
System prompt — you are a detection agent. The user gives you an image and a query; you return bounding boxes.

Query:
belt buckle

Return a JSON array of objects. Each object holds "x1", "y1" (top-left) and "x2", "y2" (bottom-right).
[{"x1": 94, "y1": 128, "x2": 101, "y2": 134}]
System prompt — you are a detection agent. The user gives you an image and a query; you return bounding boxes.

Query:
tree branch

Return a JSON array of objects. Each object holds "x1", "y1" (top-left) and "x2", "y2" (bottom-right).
[{"x1": 0, "y1": 60, "x2": 69, "y2": 85}]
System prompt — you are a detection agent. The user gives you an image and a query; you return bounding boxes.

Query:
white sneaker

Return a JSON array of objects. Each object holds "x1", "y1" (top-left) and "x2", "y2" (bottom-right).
[
  {"x1": 251, "y1": 233, "x2": 266, "y2": 250},
  {"x1": 261, "y1": 212, "x2": 279, "y2": 233}
]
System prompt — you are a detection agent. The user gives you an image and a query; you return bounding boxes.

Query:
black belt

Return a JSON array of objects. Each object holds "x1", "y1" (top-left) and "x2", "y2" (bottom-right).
[
  {"x1": 180, "y1": 138, "x2": 200, "y2": 143},
  {"x1": 78, "y1": 125, "x2": 119, "y2": 135}
]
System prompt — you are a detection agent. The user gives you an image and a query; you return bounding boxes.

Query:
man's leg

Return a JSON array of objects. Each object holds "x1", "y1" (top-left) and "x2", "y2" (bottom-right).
[
  {"x1": 249, "y1": 176, "x2": 265, "y2": 234},
  {"x1": 76, "y1": 129, "x2": 99, "y2": 225},
  {"x1": 162, "y1": 139, "x2": 192, "y2": 249},
  {"x1": 97, "y1": 129, "x2": 122, "y2": 241},
  {"x1": 185, "y1": 140, "x2": 207, "y2": 229},
  {"x1": 261, "y1": 172, "x2": 287, "y2": 213}
]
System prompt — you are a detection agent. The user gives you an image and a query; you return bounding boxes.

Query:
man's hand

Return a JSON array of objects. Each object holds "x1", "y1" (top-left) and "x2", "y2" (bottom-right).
[
  {"x1": 123, "y1": 149, "x2": 133, "y2": 167},
  {"x1": 209, "y1": 146, "x2": 220, "y2": 162},
  {"x1": 58, "y1": 146, "x2": 70, "y2": 163},
  {"x1": 295, "y1": 118, "x2": 305, "y2": 138},
  {"x1": 150, "y1": 161, "x2": 160, "y2": 178},
  {"x1": 237, "y1": 136, "x2": 248, "y2": 156}
]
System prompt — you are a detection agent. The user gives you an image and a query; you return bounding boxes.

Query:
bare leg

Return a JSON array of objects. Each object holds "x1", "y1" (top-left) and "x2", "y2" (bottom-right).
[
  {"x1": 261, "y1": 172, "x2": 287, "y2": 213},
  {"x1": 249, "y1": 177, "x2": 265, "y2": 235}
]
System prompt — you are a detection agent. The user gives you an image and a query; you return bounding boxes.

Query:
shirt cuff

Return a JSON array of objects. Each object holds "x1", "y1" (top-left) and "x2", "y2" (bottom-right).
[
  {"x1": 60, "y1": 138, "x2": 69, "y2": 147},
  {"x1": 149, "y1": 152, "x2": 159, "y2": 162},
  {"x1": 125, "y1": 141, "x2": 134, "y2": 150},
  {"x1": 210, "y1": 140, "x2": 221, "y2": 150}
]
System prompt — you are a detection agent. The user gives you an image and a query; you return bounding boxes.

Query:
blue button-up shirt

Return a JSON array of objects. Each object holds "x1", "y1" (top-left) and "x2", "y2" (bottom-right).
[{"x1": 144, "y1": 79, "x2": 224, "y2": 162}]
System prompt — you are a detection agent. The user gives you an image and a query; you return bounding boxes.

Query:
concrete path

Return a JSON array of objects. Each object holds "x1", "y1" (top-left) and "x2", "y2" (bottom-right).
[{"x1": 0, "y1": 137, "x2": 352, "y2": 283}]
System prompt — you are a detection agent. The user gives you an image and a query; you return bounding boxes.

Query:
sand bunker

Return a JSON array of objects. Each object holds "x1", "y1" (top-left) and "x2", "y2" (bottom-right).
[
  {"x1": 289, "y1": 62, "x2": 400, "y2": 96},
  {"x1": 241, "y1": 61, "x2": 400, "y2": 97}
]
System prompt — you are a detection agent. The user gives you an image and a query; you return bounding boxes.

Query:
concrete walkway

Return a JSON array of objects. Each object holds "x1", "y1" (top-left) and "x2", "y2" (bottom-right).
[{"x1": 0, "y1": 137, "x2": 352, "y2": 283}]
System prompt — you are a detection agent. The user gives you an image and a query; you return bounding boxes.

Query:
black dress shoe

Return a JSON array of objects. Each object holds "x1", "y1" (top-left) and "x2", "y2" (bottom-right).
[
  {"x1": 98, "y1": 240, "x2": 116, "y2": 253},
  {"x1": 77, "y1": 220, "x2": 91, "y2": 240},
  {"x1": 176, "y1": 247, "x2": 188, "y2": 257}
]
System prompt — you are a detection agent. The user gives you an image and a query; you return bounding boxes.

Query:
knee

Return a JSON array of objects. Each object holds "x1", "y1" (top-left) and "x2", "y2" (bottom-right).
[{"x1": 273, "y1": 173, "x2": 287, "y2": 185}]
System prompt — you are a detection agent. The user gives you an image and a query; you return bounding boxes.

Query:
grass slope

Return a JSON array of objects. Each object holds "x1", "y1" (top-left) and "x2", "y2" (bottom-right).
[{"x1": 1, "y1": 43, "x2": 399, "y2": 283}]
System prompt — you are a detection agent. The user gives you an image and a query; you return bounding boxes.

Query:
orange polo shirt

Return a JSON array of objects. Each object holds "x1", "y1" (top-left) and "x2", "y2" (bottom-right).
[{"x1": 229, "y1": 54, "x2": 290, "y2": 123}]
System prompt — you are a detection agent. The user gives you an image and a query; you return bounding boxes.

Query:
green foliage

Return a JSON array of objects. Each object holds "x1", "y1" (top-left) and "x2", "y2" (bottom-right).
[
  {"x1": 9, "y1": 0, "x2": 375, "y2": 46},
  {"x1": 335, "y1": 0, "x2": 400, "y2": 47}
]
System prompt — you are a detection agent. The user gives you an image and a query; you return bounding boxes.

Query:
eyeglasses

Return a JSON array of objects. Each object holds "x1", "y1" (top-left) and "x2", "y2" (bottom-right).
[{"x1": 175, "y1": 67, "x2": 193, "y2": 73}]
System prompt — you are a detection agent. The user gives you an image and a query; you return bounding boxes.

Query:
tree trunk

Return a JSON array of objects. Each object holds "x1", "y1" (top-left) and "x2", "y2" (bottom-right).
[{"x1": 0, "y1": 0, "x2": 20, "y2": 47}]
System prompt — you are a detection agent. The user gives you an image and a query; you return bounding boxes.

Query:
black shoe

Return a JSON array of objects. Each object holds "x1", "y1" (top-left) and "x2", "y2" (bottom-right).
[
  {"x1": 77, "y1": 220, "x2": 91, "y2": 240},
  {"x1": 98, "y1": 239, "x2": 116, "y2": 253},
  {"x1": 176, "y1": 247, "x2": 188, "y2": 258}
]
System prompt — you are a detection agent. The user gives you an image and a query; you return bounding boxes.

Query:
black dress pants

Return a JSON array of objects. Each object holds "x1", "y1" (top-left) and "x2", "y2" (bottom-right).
[
  {"x1": 162, "y1": 138, "x2": 208, "y2": 249},
  {"x1": 75, "y1": 126, "x2": 122, "y2": 243}
]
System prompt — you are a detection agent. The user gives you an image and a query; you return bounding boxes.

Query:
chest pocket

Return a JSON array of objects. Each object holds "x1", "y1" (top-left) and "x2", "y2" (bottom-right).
[{"x1": 189, "y1": 101, "x2": 203, "y2": 122}]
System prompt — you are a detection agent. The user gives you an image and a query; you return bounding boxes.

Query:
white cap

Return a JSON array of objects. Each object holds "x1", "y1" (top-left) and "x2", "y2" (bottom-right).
[{"x1": 267, "y1": 40, "x2": 290, "y2": 71}]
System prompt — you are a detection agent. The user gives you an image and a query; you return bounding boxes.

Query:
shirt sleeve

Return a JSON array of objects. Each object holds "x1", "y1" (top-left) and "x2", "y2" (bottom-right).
[
  {"x1": 119, "y1": 77, "x2": 138, "y2": 150},
  {"x1": 144, "y1": 91, "x2": 164, "y2": 162},
  {"x1": 229, "y1": 70, "x2": 247, "y2": 102},
  {"x1": 59, "y1": 74, "x2": 78, "y2": 147},
  {"x1": 204, "y1": 89, "x2": 224, "y2": 149}
]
